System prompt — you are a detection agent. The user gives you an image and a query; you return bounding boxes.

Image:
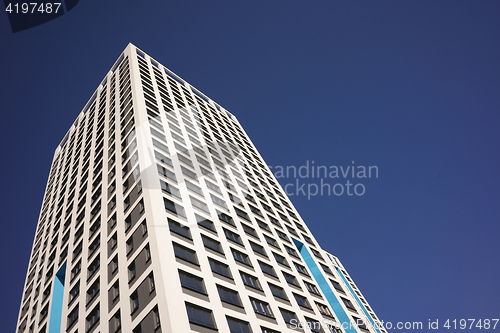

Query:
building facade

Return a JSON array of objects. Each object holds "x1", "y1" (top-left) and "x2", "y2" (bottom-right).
[{"x1": 16, "y1": 43, "x2": 385, "y2": 333}]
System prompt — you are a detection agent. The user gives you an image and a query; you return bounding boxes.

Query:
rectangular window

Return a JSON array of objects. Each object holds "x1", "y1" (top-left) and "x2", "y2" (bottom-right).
[
  {"x1": 258, "y1": 261, "x2": 276, "y2": 277},
  {"x1": 168, "y1": 218, "x2": 191, "y2": 239},
  {"x1": 280, "y1": 308, "x2": 298, "y2": 324},
  {"x1": 67, "y1": 305, "x2": 79, "y2": 329},
  {"x1": 341, "y1": 297, "x2": 356, "y2": 311},
  {"x1": 217, "y1": 285, "x2": 242, "y2": 307},
  {"x1": 86, "y1": 280, "x2": 100, "y2": 304},
  {"x1": 283, "y1": 272, "x2": 299, "y2": 287},
  {"x1": 269, "y1": 283, "x2": 288, "y2": 300},
  {"x1": 185, "y1": 303, "x2": 216, "y2": 329},
  {"x1": 232, "y1": 249, "x2": 252, "y2": 266},
  {"x1": 218, "y1": 211, "x2": 234, "y2": 226},
  {"x1": 163, "y1": 198, "x2": 186, "y2": 218},
  {"x1": 227, "y1": 317, "x2": 251, "y2": 333},
  {"x1": 202, "y1": 235, "x2": 224, "y2": 254},
  {"x1": 160, "y1": 180, "x2": 181, "y2": 198},
  {"x1": 251, "y1": 298, "x2": 273, "y2": 317},
  {"x1": 186, "y1": 180, "x2": 203, "y2": 196},
  {"x1": 190, "y1": 196, "x2": 209, "y2": 213},
  {"x1": 285, "y1": 245, "x2": 299, "y2": 258},
  {"x1": 179, "y1": 270, "x2": 206, "y2": 294},
  {"x1": 173, "y1": 243, "x2": 198, "y2": 265},
  {"x1": 224, "y1": 228, "x2": 242, "y2": 244},
  {"x1": 242, "y1": 224, "x2": 257, "y2": 238},
  {"x1": 330, "y1": 280, "x2": 344, "y2": 292},
  {"x1": 294, "y1": 262, "x2": 309, "y2": 276},
  {"x1": 305, "y1": 281, "x2": 321, "y2": 295},
  {"x1": 86, "y1": 305, "x2": 100, "y2": 331},
  {"x1": 304, "y1": 317, "x2": 323, "y2": 333},
  {"x1": 273, "y1": 253, "x2": 289, "y2": 267},
  {"x1": 316, "y1": 302, "x2": 333, "y2": 317},
  {"x1": 130, "y1": 291, "x2": 139, "y2": 314},
  {"x1": 250, "y1": 241, "x2": 267, "y2": 257},
  {"x1": 211, "y1": 194, "x2": 228, "y2": 209},
  {"x1": 205, "y1": 179, "x2": 221, "y2": 193},
  {"x1": 195, "y1": 214, "x2": 216, "y2": 232},
  {"x1": 240, "y1": 272, "x2": 261, "y2": 290},
  {"x1": 209, "y1": 258, "x2": 232, "y2": 278},
  {"x1": 293, "y1": 293, "x2": 312, "y2": 309}
]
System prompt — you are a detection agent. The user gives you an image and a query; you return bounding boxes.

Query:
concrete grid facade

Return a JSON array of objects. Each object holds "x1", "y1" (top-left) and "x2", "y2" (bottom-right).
[{"x1": 16, "y1": 43, "x2": 385, "y2": 333}]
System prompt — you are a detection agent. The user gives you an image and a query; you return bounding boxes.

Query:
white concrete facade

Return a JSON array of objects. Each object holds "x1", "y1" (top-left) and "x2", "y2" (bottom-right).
[{"x1": 16, "y1": 43, "x2": 385, "y2": 333}]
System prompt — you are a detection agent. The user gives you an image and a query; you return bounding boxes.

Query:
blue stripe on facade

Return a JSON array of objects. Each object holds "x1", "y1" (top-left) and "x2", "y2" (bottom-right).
[
  {"x1": 48, "y1": 262, "x2": 67, "y2": 333},
  {"x1": 335, "y1": 267, "x2": 381, "y2": 333},
  {"x1": 292, "y1": 238, "x2": 358, "y2": 333}
]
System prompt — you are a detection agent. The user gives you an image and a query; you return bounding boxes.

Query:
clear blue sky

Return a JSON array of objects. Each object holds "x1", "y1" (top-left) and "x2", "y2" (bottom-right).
[{"x1": 1, "y1": 1, "x2": 499, "y2": 332}]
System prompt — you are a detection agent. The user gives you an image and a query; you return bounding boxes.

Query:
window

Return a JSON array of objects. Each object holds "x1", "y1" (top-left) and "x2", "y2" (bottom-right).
[
  {"x1": 196, "y1": 214, "x2": 216, "y2": 232},
  {"x1": 251, "y1": 297, "x2": 273, "y2": 317},
  {"x1": 86, "y1": 305, "x2": 100, "y2": 331},
  {"x1": 257, "y1": 219, "x2": 270, "y2": 232},
  {"x1": 88, "y1": 257, "x2": 100, "y2": 279},
  {"x1": 153, "y1": 307, "x2": 161, "y2": 329},
  {"x1": 284, "y1": 245, "x2": 299, "y2": 258},
  {"x1": 341, "y1": 297, "x2": 356, "y2": 311},
  {"x1": 320, "y1": 264, "x2": 334, "y2": 275},
  {"x1": 163, "y1": 198, "x2": 186, "y2": 218},
  {"x1": 202, "y1": 235, "x2": 223, "y2": 254},
  {"x1": 211, "y1": 194, "x2": 228, "y2": 209},
  {"x1": 160, "y1": 180, "x2": 181, "y2": 198},
  {"x1": 232, "y1": 249, "x2": 252, "y2": 266},
  {"x1": 240, "y1": 272, "x2": 261, "y2": 290},
  {"x1": 67, "y1": 305, "x2": 79, "y2": 329},
  {"x1": 168, "y1": 218, "x2": 191, "y2": 239},
  {"x1": 280, "y1": 308, "x2": 297, "y2": 324},
  {"x1": 209, "y1": 258, "x2": 232, "y2": 278},
  {"x1": 126, "y1": 237, "x2": 134, "y2": 255},
  {"x1": 86, "y1": 280, "x2": 100, "y2": 305},
  {"x1": 69, "y1": 281, "x2": 80, "y2": 304},
  {"x1": 330, "y1": 280, "x2": 344, "y2": 292},
  {"x1": 110, "y1": 281, "x2": 119, "y2": 301},
  {"x1": 268, "y1": 283, "x2": 288, "y2": 300},
  {"x1": 316, "y1": 302, "x2": 333, "y2": 317},
  {"x1": 242, "y1": 224, "x2": 257, "y2": 237},
  {"x1": 250, "y1": 241, "x2": 267, "y2": 257},
  {"x1": 294, "y1": 262, "x2": 309, "y2": 276},
  {"x1": 227, "y1": 317, "x2": 251, "y2": 333},
  {"x1": 218, "y1": 211, "x2": 234, "y2": 226},
  {"x1": 110, "y1": 255, "x2": 118, "y2": 274},
  {"x1": 148, "y1": 273, "x2": 155, "y2": 292},
  {"x1": 224, "y1": 228, "x2": 242, "y2": 244},
  {"x1": 128, "y1": 262, "x2": 136, "y2": 282},
  {"x1": 273, "y1": 253, "x2": 289, "y2": 267},
  {"x1": 293, "y1": 293, "x2": 312, "y2": 309},
  {"x1": 259, "y1": 261, "x2": 276, "y2": 277},
  {"x1": 234, "y1": 207, "x2": 250, "y2": 220},
  {"x1": 304, "y1": 317, "x2": 323, "y2": 333},
  {"x1": 110, "y1": 311, "x2": 121, "y2": 333},
  {"x1": 352, "y1": 317, "x2": 368, "y2": 331},
  {"x1": 191, "y1": 196, "x2": 209, "y2": 213},
  {"x1": 179, "y1": 270, "x2": 206, "y2": 294},
  {"x1": 205, "y1": 180, "x2": 221, "y2": 193},
  {"x1": 263, "y1": 236, "x2": 277, "y2": 250},
  {"x1": 185, "y1": 303, "x2": 216, "y2": 329},
  {"x1": 130, "y1": 291, "x2": 139, "y2": 314},
  {"x1": 305, "y1": 281, "x2": 321, "y2": 295},
  {"x1": 283, "y1": 272, "x2": 299, "y2": 287},
  {"x1": 173, "y1": 243, "x2": 198, "y2": 265},
  {"x1": 217, "y1": 285, "x2": 241, "y2": 307},
  {"x1": 276, "y1": 230, "x2": 289, "y2": 242},
  {"x1": 186, "y1": 180, "x2": 203, "y2": 196}
]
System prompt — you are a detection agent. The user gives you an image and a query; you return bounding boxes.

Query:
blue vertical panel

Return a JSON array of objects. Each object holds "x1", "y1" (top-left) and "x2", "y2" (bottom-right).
[
  {"x1": 48, "y1": 262, "x2": 67, "y2": 333},
  {"x1": 292, "y1": 239, "x2": 358, "y2": 333},
  {"x1": 336, "y1": 267, "x2": 381, "y2": 333}
]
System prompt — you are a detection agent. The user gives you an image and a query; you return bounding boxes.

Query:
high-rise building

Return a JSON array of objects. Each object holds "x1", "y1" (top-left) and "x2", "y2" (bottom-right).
[{"x1": 16, "y1": 43, "x2": 385, "y2": 333}]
